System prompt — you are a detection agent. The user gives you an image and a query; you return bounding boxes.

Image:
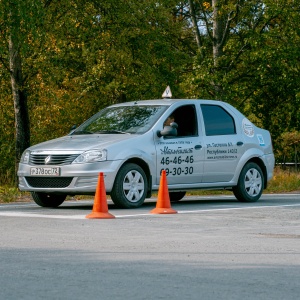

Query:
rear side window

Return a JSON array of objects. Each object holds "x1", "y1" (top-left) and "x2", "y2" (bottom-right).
[{"x1": 201, "y1": 104, "x2": 236, "y2": 136}]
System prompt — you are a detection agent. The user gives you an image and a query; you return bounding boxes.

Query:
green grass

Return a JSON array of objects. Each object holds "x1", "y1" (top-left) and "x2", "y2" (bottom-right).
[
  {"x1": 265, "y1": 167, "x2": 300, "y2": 193},
  {"x1": 0, "y1": 186, "x2": 24, "y2": 203},
  {"x1": 1, "y1": 167, "x2": 299, "y2": 203}
]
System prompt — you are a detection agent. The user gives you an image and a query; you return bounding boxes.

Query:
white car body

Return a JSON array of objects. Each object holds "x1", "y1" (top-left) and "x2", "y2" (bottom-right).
[{"x1": 18, "y1": 99, "x2": 275, "y2": 208}]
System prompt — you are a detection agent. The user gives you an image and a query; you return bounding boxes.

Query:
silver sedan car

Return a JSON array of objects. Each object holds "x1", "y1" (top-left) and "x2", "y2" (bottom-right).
[{"x1": 18, "y1": 98, "x2": 275, "y2": 208}]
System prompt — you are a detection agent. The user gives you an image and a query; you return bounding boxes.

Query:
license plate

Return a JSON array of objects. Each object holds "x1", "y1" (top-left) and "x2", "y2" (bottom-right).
[{"x1": 30, "y1": 167, "x2": 60, "y2": 176}]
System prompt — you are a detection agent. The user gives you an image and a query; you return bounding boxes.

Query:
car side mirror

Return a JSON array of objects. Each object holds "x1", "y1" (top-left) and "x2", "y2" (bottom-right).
[{"x1": 157, "y1": 122, "x2": 178, "y2": 137}]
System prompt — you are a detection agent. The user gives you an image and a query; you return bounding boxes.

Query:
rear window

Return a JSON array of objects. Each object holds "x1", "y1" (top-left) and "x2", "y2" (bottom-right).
[{"x1": 201, "y1": 104, "x2": 236, "y2": 136}]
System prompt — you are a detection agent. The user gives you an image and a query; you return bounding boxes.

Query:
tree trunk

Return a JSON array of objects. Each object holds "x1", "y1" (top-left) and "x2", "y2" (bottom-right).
[
  {"x1": 212, "y1": 0, "x2": 225, "y2": 65},
  {"x1": 212, "y1": 0, "x2": 226, "y2": 98},
  {"x1": 9, "y1": 35, "x2": 30, "y2": 184},
  {"x1": 188, "y1": 0, "x2": 202, "y2": 50}
]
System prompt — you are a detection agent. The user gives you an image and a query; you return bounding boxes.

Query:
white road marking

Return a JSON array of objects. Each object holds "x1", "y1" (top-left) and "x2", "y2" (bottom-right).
[
  {"x1": 0, "y1": 211, "x2": 86, "y2": 219},
  {"x1": 0, "y1": 203, "x2": 37, "y2": 209},
  {"x1": 177, "y1": 203, "x2": 300, "y2": 214},
  {"x1": 0, "y1": 203, "x2": 299, "y2": 219},
  {"x1": 0, "y1": 194, "x2": 300, "y2": 219},
  {"x1": 117, "y1": 203, "x2": 300, "y2": 218}
]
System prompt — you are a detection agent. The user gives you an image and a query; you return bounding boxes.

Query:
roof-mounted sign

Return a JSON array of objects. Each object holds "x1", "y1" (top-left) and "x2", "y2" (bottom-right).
[{"x1": 162, "y1": 86, "x2": 172, "y2": 98}]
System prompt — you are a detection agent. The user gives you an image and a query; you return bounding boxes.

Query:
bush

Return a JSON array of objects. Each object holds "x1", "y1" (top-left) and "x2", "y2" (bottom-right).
[
  {"x1": 266, "y1": 167, "x2": 300, "y2": 193},
  {"x1": 0, "y1": 186, "x2": 23, "y2": 203}
]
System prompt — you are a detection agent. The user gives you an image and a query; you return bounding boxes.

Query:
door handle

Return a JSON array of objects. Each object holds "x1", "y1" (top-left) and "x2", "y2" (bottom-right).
[
  {"x1": 237, "y1": 141, "x2": 244, "y2": 146},
  {"x1": 195, "y1": 145, "x2": 202, "y2": 150}
]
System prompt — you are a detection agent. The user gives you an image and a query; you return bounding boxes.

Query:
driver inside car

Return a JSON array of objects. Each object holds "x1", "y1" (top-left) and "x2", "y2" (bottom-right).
[{"x1": 164, "y1": 114, "x2": 175, "y2": 127}]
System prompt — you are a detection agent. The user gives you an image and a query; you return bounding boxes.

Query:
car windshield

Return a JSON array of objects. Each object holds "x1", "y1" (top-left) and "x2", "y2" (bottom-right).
[{"x1": 72, "y1": 105, "x2": 168, "y2": 135}]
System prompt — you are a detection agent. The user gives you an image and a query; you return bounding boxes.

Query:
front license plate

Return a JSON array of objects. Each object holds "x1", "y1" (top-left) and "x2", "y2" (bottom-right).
[{"x1": 30, "y1": 167, "x2": 60, "y2": 176}]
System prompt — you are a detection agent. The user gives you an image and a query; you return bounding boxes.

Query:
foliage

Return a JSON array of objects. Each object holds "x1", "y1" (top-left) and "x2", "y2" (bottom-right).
[
  {"x1": 0, "y1": 0, "x2": 191, "y2": 184},
  {"x1": 0, "y1": 0, "x2": 300, "y2": 185},
  {"x1": 0, "y1": 186, "x2": 23, "y2": 203},
  {"x1": 266, "y1": 167, "x2": 300, "y2": 193},
  {"x1": 181, "y1": 0, "x2": 300, "y2": 143},
  {"x1": 276, "y1": 131, "x2": 300, "y2": 164}
]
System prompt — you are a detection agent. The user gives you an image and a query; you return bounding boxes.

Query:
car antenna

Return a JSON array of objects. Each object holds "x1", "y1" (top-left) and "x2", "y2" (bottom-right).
[{"x1": 162, "y1": 86, "x2": 172, "y2": 99}]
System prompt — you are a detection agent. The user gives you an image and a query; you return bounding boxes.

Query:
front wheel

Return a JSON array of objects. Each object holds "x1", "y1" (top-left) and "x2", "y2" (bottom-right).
[
  {"x1": 31, "y1": 192, "x2": 66, "y2": 207},
  {"x1": 111, "y1": 163, "x2": 147, "y2": 208},
  {"x1": 233, "y1": 162, "x2": 264, "y2": 202}
]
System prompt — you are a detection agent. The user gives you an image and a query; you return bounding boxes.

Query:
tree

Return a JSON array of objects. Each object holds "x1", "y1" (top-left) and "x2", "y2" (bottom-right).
[
  {"x1": 0, "y1": 0, "x2": 47, "y2": 182},
  {"x1": 182, "y1": 0, "x2": 300, "y2": 145},
  {"x1": 0, "y1": 0, "x2": 192, "y2": 183},
  {"x1": 278, "y1": 131, "x2": 300, "y2": 168},
  {"x1": 1, "y1": 0, "x2": 298, "y2": 185},
  {"x1": 27, "y1": 0, "x2": 192, "y2": 138}
]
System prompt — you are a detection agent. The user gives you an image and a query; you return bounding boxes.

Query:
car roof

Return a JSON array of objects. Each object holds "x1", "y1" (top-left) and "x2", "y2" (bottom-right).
[
  {"x1": 108, "y1": 98, "x2": 247, "y2": 121},
  {"x1": 110, "y1": 98, "x2": 225, "y2": 107}
]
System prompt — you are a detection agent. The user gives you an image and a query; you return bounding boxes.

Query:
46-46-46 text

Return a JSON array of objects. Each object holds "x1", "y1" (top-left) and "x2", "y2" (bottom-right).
[{"x1": 160, "y1": 155, "x2": 194, "y2": 165}]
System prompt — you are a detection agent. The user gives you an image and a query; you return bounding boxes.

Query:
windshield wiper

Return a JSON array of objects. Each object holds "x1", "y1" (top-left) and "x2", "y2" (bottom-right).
[
  {"x1": 72, "y1": 130, "x2": 93, "y2": 135},
  {"x1": 95, "y1": 130, "x2": 130, "y2": 135}
]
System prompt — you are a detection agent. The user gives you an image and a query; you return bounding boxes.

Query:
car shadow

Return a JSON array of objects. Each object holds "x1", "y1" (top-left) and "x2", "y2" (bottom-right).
[{"x1": 57, "y1": 197, "x2": 242, "y2": 211}]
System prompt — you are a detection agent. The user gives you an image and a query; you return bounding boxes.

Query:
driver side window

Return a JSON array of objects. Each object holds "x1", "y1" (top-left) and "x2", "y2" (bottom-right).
[{"x1": 168, "y1": 105, "x2": 198, "y2": 137}]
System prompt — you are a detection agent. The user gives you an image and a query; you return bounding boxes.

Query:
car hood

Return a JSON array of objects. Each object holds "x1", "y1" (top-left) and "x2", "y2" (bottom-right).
[{"x1": 28, "y1": 134, "x2": 138, "y2": 152}]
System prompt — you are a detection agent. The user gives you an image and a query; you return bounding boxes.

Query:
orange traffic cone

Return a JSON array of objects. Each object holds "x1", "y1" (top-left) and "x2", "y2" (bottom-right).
[
  {"x1": 86, "y1": 172, "x2": 115, "y2": 219},
  {"x1": 150, "y1": 170, "x2": 177, "y2": 214}
]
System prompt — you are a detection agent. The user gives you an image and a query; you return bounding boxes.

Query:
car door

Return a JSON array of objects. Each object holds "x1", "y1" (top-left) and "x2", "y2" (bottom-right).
[
  {"x1": 200, "y1": 104, "x2": 246, "y2": 183},
  {"x1": 155, "y1": 104, "x2": 204, "y2": 185}
]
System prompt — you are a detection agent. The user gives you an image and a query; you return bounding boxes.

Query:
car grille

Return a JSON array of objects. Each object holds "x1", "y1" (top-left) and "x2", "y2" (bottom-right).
[
  {"x1": 30, "y1": 154, "x2": 79, "y2": 165},
  {"x1": 25, "y1": 177, "x2": 73, "y2": 188}
]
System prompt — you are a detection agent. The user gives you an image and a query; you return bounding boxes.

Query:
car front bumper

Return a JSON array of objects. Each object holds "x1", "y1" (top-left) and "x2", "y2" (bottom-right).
[{"x1": 17, "y1": 160, "x2": 122, "y2": 194}]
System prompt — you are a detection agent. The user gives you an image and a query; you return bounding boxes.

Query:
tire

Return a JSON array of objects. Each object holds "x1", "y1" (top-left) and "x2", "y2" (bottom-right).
[
  {"x1": 111, "y1": 163, "x2": 147, "y2": 208},
  {"x1": 169, "y1": 191, "x2": 186, "y2": 202},
  {"x1": 233, "y1": 162, "x2": 264, "y2": 202},
  {"x1": 31, "y1": 192, "x2": 66, "y2": 207}
]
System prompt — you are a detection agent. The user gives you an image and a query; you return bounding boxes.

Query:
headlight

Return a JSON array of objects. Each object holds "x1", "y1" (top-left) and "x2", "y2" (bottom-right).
[
  {"x1": 72, "y1": 149, "x2": 107, "y2": 164},
  {"x1": 20, "y1": 150, "x2": 30, "y2": 164}
]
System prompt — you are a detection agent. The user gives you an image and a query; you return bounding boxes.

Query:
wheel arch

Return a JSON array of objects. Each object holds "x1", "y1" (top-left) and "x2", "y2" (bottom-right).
[
  {"x1": 245, "y1": 157, "x2": 268, "y2": 189},
  {"x1": 118, "y1": 157, "x2": 152, "y2": 197}
]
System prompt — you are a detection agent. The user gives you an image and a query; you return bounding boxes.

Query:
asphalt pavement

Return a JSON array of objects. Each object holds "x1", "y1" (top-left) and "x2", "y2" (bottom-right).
[{"x1": 0, "y1": 194, "x2": 300, "y2": 300}]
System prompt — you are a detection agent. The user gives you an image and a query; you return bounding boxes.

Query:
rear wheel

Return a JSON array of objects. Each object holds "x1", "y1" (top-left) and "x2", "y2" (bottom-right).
[
  {"x1": 31, "y1": 192, "x2": 66, "y2": 207},
  {"x1": 169, "y1": 191, "x2": 186, "y2": 202},
  {"x1": 233, "y1": 162, "x2": 264, "y2": 202},
  {"x1": 111, "y1": 163, "x2": 147, "y2": 208}
]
